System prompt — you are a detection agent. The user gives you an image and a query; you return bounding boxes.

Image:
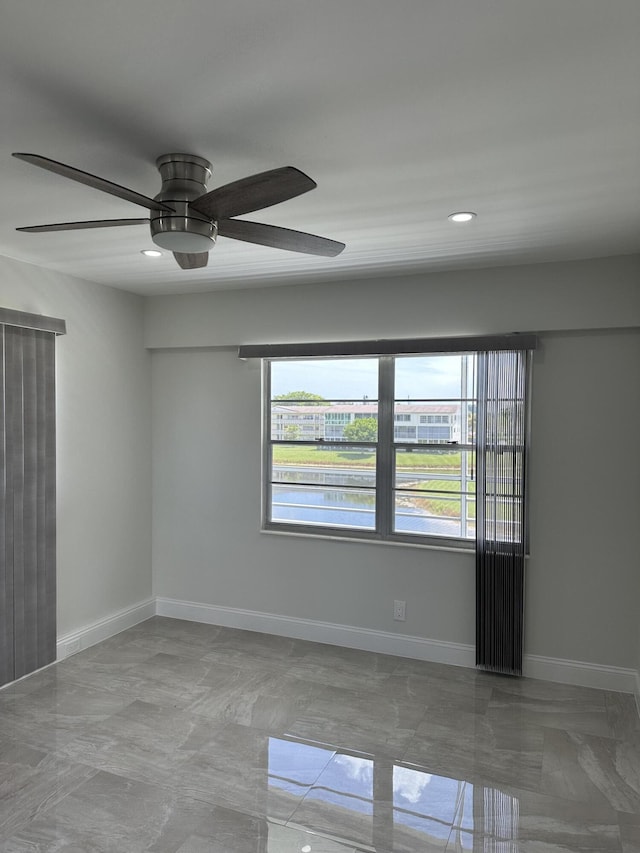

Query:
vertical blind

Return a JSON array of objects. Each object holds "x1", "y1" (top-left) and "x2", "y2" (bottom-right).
[
  {"x1": 0, "y1": 309, "x2": 65, "y2": 687},
  {"x1": 475, "y1": 349, "x2": 529, "y2": 676}
]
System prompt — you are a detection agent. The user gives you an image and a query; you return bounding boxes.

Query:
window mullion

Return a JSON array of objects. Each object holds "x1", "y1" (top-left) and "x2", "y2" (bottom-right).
[{"x1": 376, "y1": 357, "x2": 394, "y2": 536}]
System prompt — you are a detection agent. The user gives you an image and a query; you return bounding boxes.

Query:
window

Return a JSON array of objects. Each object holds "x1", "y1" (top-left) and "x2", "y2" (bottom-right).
[
  {"x1": 247, "y1": 336, "x2": 533, "y2": 549},
  {"x1": 264, "y1": 353, "x2": 475, "y2": 547}
]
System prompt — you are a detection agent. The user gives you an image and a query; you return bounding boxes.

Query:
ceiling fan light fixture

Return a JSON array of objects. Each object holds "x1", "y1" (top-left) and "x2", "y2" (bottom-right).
[
  {"x1": 150, "y1": 208, "x2": 217, "y2": 252},
  {"x1": 448, "y1": 211, "x2": 477, "y2": 223},
  {"x1": 150, "y1": 226, "x2": 217, "y2": 253}
]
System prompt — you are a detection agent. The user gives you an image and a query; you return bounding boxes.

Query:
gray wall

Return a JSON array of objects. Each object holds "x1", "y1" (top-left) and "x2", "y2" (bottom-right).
[
  {"x1": 527, "y1": 330, "x2": 640, "y2": 665},
  {"x1": 147, "y1": 254, "x2": 640, "y2": 671},
  {"x1": 0, "y1": 255, "x2": 152, "y2": 636},
  {"x1": 1, "y1": 249, "x2": 638, "y2": 677},
  {"x1": 144, "y1": 255, "x2": 640, "y2": 348}
]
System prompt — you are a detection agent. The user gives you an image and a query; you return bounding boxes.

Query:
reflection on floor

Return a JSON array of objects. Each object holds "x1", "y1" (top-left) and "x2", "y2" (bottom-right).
[{"x1": 0, "y1": 617, "x2": 638, "y2": 851}]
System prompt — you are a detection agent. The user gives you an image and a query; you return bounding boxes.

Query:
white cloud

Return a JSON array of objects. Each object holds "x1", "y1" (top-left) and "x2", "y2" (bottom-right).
[
  {"x1": 393, "y1": 766, "x2": 432, "y2": 804},
  {"x1": 333, "y1": 754, "x2": 374, "y2": 782}
]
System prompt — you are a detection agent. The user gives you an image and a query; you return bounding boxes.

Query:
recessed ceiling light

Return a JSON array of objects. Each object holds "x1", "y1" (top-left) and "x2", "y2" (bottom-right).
[
  {"x1": 448, "y1": 211, "x2": 477, "y2": 223},
  {"x1": 141, "y1": 249, "x2": 162, "y2": 257}
]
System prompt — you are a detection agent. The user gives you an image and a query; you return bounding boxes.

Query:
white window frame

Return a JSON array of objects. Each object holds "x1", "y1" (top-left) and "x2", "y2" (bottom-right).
[{"x1": 263, "y1": 353, "x2": 479, "y2": 549}]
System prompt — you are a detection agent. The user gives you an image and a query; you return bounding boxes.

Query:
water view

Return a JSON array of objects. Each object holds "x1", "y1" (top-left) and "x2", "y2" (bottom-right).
[{"x1": 272, "y1": 482, "x2": 474, "y2": 538}]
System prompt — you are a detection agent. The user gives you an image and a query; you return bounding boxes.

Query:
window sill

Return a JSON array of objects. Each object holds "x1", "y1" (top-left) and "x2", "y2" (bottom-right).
[{"x1": 260, "y1": 526, "x2": 476, "y2": 554}]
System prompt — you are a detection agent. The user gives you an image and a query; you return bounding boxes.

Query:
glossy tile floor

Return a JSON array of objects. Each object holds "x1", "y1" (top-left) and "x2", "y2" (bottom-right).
[{"x1": 0, "y1": 617, "x2": 639, "y2": 852}]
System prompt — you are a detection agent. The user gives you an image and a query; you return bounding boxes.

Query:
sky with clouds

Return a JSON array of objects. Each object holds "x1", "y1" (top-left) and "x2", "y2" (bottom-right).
[{"x1": 271, "y1": 355, "x2": 475, "y2": 400}]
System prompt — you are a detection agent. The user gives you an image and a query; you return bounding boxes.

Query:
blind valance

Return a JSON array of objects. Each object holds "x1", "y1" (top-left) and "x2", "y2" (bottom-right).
[
  {"x1": 0, "y1": 307, "x2": 66, "y2": 336},
  {"x1": 238, "y1": 333, "x2": 537, "y2": 360}
]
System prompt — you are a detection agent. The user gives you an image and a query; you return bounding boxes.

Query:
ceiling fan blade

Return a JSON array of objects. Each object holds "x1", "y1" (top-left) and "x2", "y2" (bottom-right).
[
  {"x1": 16, "y1": 218, "x2": 148, "y2": 233},
  {"x1": 217, "y1": 219, "x2": 345, "y2": 257},
  {"x1": 173, "y1": 252, "x2": 209, "y2": 270},
  {"x1": 12, "y1": 153, "x2": 174, "y2": 212},
  {"x1": 190, "y1": 167, "x2": 316, "y2": 221}
]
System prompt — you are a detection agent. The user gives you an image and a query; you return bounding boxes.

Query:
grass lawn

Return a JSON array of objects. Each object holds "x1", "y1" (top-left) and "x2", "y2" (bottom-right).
[{"x1": 272, "y1": 444, "x2": 467, "y2": 470}]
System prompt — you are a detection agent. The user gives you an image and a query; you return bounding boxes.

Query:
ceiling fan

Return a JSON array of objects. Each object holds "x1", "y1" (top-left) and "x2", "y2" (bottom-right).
[{"x1": 12, "y1": 152, "x2": 345, "y2": 269}]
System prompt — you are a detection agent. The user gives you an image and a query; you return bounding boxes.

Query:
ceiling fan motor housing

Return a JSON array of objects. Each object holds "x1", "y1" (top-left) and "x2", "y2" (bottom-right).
[{"x1": 150, "y1": 154, "x2": 217, "y2": 252}]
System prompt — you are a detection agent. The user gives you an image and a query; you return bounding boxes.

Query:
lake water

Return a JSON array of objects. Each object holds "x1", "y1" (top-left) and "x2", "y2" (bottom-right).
[{"x1": 271, "y1": 485, "x2": 472, "y2": 538}]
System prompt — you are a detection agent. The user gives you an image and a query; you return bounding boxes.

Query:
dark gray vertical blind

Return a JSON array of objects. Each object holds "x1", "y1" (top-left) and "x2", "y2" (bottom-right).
[
  {"x1": 476, "y1": 349, "x2": 529, "y2": 676},
  {"x1": 0, "y1": 309, "x2": 64, "y2": 687}
]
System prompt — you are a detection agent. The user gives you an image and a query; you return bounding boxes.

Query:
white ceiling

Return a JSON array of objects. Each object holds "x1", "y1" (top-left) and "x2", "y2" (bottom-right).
[{"x1": 0, "y1": 0, "x2": 638, "y2": 295}]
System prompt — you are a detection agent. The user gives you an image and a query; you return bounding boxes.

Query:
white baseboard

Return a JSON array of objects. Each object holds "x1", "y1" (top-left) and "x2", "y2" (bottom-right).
[
  {"x1": 53, "y1": 595, "x2": 636, "y2": 696},
  {"x1": 155, "y1": 596, "x2": 637, "y2": 693},
  {"x1": 56, "y1": 598, "x2": 156, "y2": 660},
  {"x1": 523, "y1": 653, "x2": 636, "y2": 693},
  {"x1": 155, "y1": 597, "x2": 476, "y2": 669}
]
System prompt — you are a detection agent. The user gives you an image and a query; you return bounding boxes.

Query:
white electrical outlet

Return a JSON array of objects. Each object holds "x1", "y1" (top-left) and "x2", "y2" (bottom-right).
[{"x1": 393, "y1": 599, "x2": 406, "y2": 621}]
